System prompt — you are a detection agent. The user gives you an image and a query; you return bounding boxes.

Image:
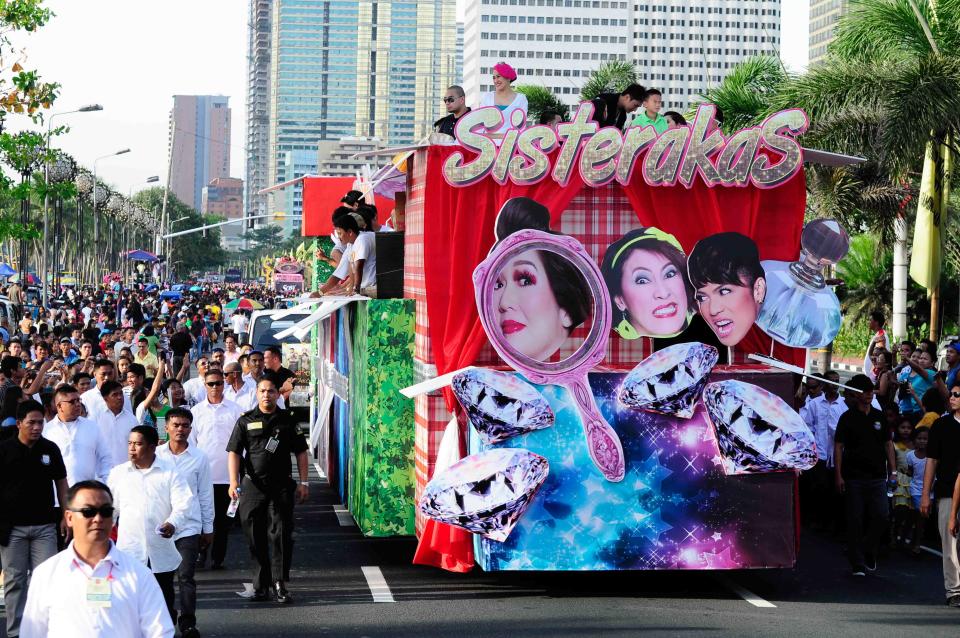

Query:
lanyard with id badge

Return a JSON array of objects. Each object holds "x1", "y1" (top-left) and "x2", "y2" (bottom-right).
[{"x1": 74, "y1": 559, "x2": 113, "y2": 608}]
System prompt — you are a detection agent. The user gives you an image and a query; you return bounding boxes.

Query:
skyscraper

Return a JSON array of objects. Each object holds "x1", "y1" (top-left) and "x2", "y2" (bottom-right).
[
  {"x1": 169, "y1": 95, "x2": 231, "y2": 212},
  {"x1": 245, "y1": 0, "x2": 272, "y2": 227},
  {"x1": 809, "y1": 0, "x2": 848, "y2": 65},
  {"x1": 201, "y1": 177, "x2": 245, "y2": 251},
  {"x1": 245, "y1": 0, "x2": 457, "y2": 236},
  {"x1": 463, "y1": 1, "x2": 782, "y2": 113},
  {"x1": 630, "y1": 1, "x2": 782, "y2": 108},
  {"x1": 463, "y1": 0, "x2": 632, "y2": 108}
]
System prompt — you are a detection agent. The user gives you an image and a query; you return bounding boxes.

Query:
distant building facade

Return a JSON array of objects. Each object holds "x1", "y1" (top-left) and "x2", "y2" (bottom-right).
[
  {"x1": 809, "y1": 0, "x2": 848, "y2": 65},
  {"x1": 169, "y1": 95, "x2": 231, "y2": 212},
  {"x1": 201, "y1": 177, "x2": 244, "y2": 251},
  {"x1": 317, "y1": 137, "x2": 385, "y2": 177}
]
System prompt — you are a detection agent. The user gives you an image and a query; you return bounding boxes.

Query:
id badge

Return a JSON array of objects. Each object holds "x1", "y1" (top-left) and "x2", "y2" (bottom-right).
[
  {"x1": 86, "y1": 578, "x2": 112, "y2": 608},
  {"x1": 265, "y1": 437, "x2": 279, "y2": 454}
]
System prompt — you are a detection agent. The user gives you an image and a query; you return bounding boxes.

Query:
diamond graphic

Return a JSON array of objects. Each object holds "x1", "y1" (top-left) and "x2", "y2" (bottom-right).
[
  {"x1": 419, "y1": 448, "x2": 550, "y2": 542},
  {"x1": 452, "y1": 368, "x2": 554, "y2": 445},
  {"x1": 702, "y1": 380, "x2": 817, "y2": 474},
  {"x1": 618, "y1": 343, "x2": 719, "y2": 418}
]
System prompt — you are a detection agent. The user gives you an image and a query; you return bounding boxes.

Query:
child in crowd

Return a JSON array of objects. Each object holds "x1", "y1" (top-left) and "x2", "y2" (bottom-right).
[
  {"x1": 891, "y1": 417, "x2": 914, "y2": 546},
  {"x1": 905, "y1": 426, "x2": 930, "y2": 553}
]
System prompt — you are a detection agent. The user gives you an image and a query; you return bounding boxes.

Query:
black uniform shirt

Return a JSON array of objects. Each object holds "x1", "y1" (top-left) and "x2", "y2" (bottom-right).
[
  {"x1": 225, "y1": 406, "x2": 307, "y2": 490},
  {"x1": 0, "y1": 436, "x2": 67, "y2": 526},
  {"x1": 927, "y1": 414, "x2": 960, "y2": 499},
  {"x1": 835, "y1": 406, "x2": 890, "y2": 480}
]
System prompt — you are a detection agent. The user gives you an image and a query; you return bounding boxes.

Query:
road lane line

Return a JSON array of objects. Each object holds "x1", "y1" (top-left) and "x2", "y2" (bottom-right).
[
  {"x1": 715, "y1": 575, "x2": 777, "y2": 608},
  {"x1": 361, "y1": 566, "x2": 395, "y2": 603},
  {"x1": 333, "y1": 504, "x2": 356, "y2": 527},
  {"x1": 919, "y1": 545, "x2": 943, "y2": 557}
]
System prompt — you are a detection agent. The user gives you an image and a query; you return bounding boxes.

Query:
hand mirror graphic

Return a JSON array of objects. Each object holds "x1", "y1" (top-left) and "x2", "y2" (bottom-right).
[{"x1": 473, "y1": 229, "x2": 625, "y2": 482}]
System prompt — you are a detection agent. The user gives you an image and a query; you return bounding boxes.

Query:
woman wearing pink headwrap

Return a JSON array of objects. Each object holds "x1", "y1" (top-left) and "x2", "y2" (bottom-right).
[{"x1": 479, "y1": 61, "x2": 529, "y2": 138}]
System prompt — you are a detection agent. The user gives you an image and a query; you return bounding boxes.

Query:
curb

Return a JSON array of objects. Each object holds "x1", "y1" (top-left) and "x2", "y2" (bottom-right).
[{"x1": 809, "y1": 361, "x2": 864, "y2": 374}]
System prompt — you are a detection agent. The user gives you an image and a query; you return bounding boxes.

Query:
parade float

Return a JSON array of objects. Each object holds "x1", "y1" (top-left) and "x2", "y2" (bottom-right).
[{"x1": 300, "y1": 102, "x2": 857, "y2": 570}]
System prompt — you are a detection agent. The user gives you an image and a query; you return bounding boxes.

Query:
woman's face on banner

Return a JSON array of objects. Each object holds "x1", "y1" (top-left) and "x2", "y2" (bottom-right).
[
  {"x1": 694, "y1": 277, "x2": 763, "y2": 346},
  {"x1": 493, "y1": 249, "x2": 570, "y2": 361},
  {"x1": 615, "y1": 248, "x2": 689, "y2": 337}
]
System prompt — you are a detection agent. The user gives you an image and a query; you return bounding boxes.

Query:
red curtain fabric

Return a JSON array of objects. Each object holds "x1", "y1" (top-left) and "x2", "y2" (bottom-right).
[
  {"x1": 301, "y1": 176, "x2": 395, "y2": 237},
  {"x1": 414, "y1": 145, "x2": 807, "y2": 571}
]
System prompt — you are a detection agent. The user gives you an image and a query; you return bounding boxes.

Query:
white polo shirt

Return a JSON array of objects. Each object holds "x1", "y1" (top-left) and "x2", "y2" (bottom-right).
[
  {"x1": 21, "y1": 541, "x2": 174, "y2": 638},
  {"x1": 44, "y1": 415, "x2": 113, "y2": 486},
  {"x1": 96, "y1": 409, "x2": 140, "y2": 470}
]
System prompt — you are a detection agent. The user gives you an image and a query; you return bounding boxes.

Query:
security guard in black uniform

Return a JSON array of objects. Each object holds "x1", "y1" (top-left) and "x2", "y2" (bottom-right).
[{"x1": 226, "y1": 375, "x2": 309, "y2": 604}]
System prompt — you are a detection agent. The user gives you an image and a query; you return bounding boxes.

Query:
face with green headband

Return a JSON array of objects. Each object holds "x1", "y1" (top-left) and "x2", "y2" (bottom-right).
[{"x1": 601, "y1": 227, "x2": 694, "y2": 339}]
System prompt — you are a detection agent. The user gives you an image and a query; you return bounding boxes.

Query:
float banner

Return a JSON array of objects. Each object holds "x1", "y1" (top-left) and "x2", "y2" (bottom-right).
[{"x1": 471, "y1": 369, "x2": 797, "y2": 571}]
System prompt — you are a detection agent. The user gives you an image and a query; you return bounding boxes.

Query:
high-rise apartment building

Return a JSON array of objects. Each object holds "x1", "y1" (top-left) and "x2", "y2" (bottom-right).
[
  {"x1": 463, "y1": 0, "x2": 632, "y2": 108},
  {"x1": 245, "y1": 0, "x2": 457, "y2": 237},
  {"x1": 463, "y1": 0, "x2": 781, "y2": 113},
  {"x1": 169, "y1": 95, "x2": 231, "y2": 212},
  {"x1": 201, "y1": 177, "x2": 245, "y2": 251},
  {"x1": 631, "y1": 1, "x2": 782, "y2": 108},
  {"x1": 318, "y1": 137, "x2": 385, "y2": 177},
  {"x1": 456, "y1": 22, "x2": 465, "y2": 83},
  {"x1": 245, "y1": 0, "x2": 272, "y2": 227},
  {"x1": 809, "y1": 0, "x2": 848, "y2": 65}
]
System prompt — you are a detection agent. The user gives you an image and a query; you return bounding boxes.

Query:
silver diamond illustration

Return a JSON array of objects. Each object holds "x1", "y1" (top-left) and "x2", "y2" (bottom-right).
[
  {"x1": 419, "y1": 448, "x2": 550, "y2": 542},
  {"x1": 618, "y1": 342, "x2": 719, "y2": 418},
  {"x1": 702, "y1": 380, "x2": 818, "y2": 475},
  {"x1": 452, "y1": 368, "x2": 554, "y2": 445}
]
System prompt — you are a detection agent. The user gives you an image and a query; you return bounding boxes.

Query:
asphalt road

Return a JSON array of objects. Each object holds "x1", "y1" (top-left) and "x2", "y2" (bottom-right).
[{"x1": 5, "y1": 468, "x2": 957, "y2": 638}]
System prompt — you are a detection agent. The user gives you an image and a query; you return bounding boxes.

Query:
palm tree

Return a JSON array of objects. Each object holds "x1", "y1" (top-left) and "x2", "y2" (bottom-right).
[
  {"x1": 579, "y1": 60, "x2": 638, "y2": 102},
  {"x1": 515, "y1": 85, "x2": 569, "y2": 122},
  {"x1": 697, "y1": 55, "x2": 787, "y2": 133}
]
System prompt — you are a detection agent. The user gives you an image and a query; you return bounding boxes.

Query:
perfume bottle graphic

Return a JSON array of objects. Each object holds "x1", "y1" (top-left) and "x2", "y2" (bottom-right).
[{"x1": 756, "y1": 219, "x2": 849, "y2": 349}]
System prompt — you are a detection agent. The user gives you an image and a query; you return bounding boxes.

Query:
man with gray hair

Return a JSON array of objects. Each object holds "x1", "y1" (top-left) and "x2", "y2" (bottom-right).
[{"x1": 434, "y1": 85, "x2": 470, "y2": 136}]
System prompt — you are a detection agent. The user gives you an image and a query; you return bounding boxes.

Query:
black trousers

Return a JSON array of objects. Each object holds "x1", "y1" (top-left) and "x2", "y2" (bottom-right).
[
  {"x1": 238, "y1": 478, "x2": 295, "y2": 591},
  {"x1": 211, "y1": 484, "x2": 232, "y2": 565},
  {"x1": 153, "y1": 569, "x2": 177, "y2": 626},
  {"x1": 845, "y1": 478, "x2": 889, "y2": 568}
]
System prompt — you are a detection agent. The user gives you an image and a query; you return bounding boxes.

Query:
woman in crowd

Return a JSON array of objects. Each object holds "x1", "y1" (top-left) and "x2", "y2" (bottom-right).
[
  {"x1": 601, "y1": 227, "x2": 694, "y2": 339},
  {"x1": 872, "y1": 348, "x2": 897, "y2": 408},
  {"x1": 899, "y1": 348, "x2": 936, "y2": 424},
  {"x1": 479, "y1": 62, "x2": 528, "y2": 138}
]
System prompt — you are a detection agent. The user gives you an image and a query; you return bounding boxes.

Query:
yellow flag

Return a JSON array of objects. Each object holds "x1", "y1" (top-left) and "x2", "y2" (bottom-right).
[{"x1": 910, "y1": 138, "x2": 953, "y2": 293}]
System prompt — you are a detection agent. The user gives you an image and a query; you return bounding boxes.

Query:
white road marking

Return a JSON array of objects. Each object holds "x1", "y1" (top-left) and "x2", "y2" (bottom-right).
[
  {"x1": 716, "y1": 575, "x2": 777, "y2": 608},
  {"x1": 333, "y1": 504, "x2": 356, "y2": 527},
  {"x1": 361, "y1": 566, "x2": 395, "y2": 603},
  {"x1": 919, "y1": 545, "x2": 944, "y2": 557}
]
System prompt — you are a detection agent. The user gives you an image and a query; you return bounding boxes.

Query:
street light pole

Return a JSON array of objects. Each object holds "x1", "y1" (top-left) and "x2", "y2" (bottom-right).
[
  {"x1": 42, "y1": 104, "x2": 102, "y2": 305},
  {"x1": 92, "y1": 147, "x2": 130, "y2": 286}
]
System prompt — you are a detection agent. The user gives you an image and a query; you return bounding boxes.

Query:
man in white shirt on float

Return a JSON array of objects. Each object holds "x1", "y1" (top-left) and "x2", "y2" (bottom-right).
[
  {"x1": 108, "y1": 425, "x2": 194, "y2": 629},
  {"x1": 21, "y1": 479, "x2": 174, "y2": 638},
  {"x1": 157, "y1": 408, "x2": 213, "y2": 638},
  {"x1": 96, "y1": 380, "x2": 141, "y2": 470},
  {"x1": 190, "y1": 369, "x2": 243, "y2": 569},
  {"x1": 224, "y1": 361, "x2": 256, "y2": 411}
]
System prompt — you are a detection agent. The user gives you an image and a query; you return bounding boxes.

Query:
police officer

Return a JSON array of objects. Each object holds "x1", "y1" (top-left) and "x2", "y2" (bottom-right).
[{"x1": 226, "y1": 375, "x2": 308, "y2": 604}]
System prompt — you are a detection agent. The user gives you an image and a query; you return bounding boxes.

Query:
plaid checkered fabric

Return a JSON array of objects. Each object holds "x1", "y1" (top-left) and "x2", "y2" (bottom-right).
[
  {"x1": 414, "y1": 387, "x2": 454, "y2": 535},
  {"x1": 403, "y1": 151, "x2": 427, "y2": 303}
]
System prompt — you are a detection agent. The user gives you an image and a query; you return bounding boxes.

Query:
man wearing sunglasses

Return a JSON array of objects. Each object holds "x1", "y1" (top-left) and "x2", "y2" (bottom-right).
[
  {"x1": 921, "y1": 384, "x2": 960, "y2": 607},
  {"x1": 433, "y1": 85, "x2": 470, "y2": 137},
  {"x1": 157, "y1": 408, "x2": 213, "y2": 638},
  {"x1": 224, "y1": 362, "x2": 256, "y2": 411},
  {"x1": 20, "y1": 480, "x2": 174, "y2": 637},
  {"x1": 0, "y1": 400, "x2": 68, "y2": 637},
  {"x1": 108, "y1": 425, "x2": 194, "y2": 628},
  {"x1": 190, "y1": 369, "x2": 243, "y2": 570}
]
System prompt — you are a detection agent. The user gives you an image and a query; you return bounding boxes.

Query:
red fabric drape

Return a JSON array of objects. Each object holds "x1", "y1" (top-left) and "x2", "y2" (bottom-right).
[{"x1": 414, "y1": 145, "x2": 807, "y2": 571}]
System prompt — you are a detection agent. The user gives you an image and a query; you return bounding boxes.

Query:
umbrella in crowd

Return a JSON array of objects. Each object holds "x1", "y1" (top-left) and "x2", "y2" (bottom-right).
[
  {"x1": 125, "y1": 249, "x2": 158, "y2": 262},
  {"x1": 0, "y1": 263, "x2": 16, "y2": 277},
  {"x1": 224, "y1": 297, "x2": 264, "y2": 311}
]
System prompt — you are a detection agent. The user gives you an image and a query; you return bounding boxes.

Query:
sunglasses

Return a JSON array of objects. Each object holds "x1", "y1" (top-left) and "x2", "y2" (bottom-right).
[
  {"x1": 442, "y1": 97, "x2": 457, "y2": 103},
  {"x1": 57, "y1": 398, "x2": 82, "y2": 406},
  {"x1": 951, "y1": 392, "x2": 960, "y2": 398},
  {"x1": 68, "y1": 505, "x2": 115, "y2": 519},
  {"x1": 206, "y1": 381, "x2": 224, "y2": 387}
]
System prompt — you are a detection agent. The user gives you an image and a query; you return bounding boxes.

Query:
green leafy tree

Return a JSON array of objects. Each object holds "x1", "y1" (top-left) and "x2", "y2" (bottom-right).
[
  {"x1": 515, "y1": 84, "x2": 569, "y2": 122},
  {"x1": 579, "y1": 60, "x2": 638, "y2": 102},
  {"x1": 696, "y1": 55, "x2": 787, "y2": 133}
]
